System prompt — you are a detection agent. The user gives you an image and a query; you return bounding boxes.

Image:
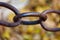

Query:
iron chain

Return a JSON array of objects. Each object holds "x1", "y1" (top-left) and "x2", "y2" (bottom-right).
[{"x1": 0, "y1": 2, "x2": 60, "y2": 32}]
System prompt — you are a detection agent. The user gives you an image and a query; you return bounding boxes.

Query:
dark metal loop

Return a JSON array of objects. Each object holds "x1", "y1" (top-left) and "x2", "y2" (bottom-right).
[
  {"x1": 40, "y1": 10, "x2": 60, "y2": 32},
  {"x1": 0, "y1": 2, "x2": 20, "y2": 27},
  {"x1": 0, "y1": 2, "x2": 20, "y2": 15},
  {"x1": 0, "y1": 20, "x2": 21, "y2": 27},
  {"x1": 13, "y1": 12, "x2": 42, "y2": 25}
]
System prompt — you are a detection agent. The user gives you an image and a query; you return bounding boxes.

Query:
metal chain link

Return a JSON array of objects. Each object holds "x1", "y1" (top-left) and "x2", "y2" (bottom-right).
[
  {"x1": 39, "y1": 10, "x2": 60, "y2": 32},
  {"x1": 0, "y1": 2, "x2": 20, "y2": 27},
  {"x1": 0, "y1": 2, "x2": 60, "y2": 32}
]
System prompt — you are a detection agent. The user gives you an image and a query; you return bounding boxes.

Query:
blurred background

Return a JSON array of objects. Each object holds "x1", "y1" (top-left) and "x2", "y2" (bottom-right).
[{"x1": 0, "y1": 0, "x2": 60, "y2": 40}]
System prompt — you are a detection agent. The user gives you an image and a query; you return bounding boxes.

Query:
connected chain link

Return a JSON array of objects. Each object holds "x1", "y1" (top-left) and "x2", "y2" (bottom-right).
[{"x1": 0, "y1": 2, "x2": 60, "y2": 32}]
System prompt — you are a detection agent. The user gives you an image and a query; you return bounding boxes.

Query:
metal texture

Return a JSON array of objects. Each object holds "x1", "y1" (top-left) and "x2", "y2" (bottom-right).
[{"x1": 0, "y1": 2, "x2": 60, "y2": 32}]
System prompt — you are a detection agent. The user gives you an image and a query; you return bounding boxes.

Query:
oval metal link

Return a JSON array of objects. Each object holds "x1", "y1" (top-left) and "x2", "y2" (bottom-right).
[
  {"x1": 40, "y1": 10, "x2": 60, "y2": 32},
  {"x1": 0, "y1": 2, "x2": 20, "y2": 27},
  {"x1": 13, "y1": 12, "x2": 41, "y2": 25}
]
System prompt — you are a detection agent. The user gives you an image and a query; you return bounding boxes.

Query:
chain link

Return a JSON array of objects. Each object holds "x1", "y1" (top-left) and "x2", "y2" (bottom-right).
[
  {"x1": 0, "y1": 2, "x2": 60, "y2": 32},
  {"x1": 39, "y1": 10, "x2": 60, "y2": 32},
  {"x1": 0, "y1": 2, "x2": 20, "y2": 27}
]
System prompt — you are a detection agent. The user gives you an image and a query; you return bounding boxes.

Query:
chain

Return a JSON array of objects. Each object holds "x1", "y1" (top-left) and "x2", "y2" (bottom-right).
[{"x1": 0, "y1": 2, "x2": 60, "y2": 32}]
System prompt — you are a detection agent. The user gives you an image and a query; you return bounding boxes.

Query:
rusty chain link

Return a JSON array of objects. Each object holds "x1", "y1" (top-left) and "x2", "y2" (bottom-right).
[{"x1": 0, "y1": 2, "x2": 60, "y2": 32}]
